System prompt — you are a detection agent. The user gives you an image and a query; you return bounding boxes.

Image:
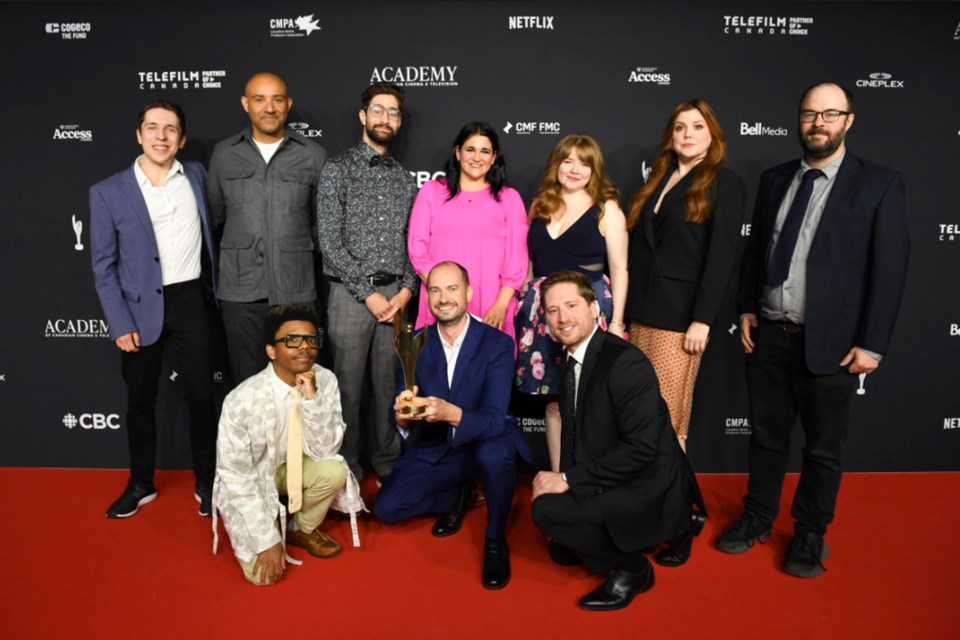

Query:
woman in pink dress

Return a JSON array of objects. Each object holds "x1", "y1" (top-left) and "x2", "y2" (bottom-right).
[{"x1": 408, "y1": 121, "x2": 528, "y2": 341}]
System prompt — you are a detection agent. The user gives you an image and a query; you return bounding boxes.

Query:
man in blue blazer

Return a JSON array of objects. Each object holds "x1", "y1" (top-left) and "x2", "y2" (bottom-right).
[
  {"x1": 718, "y1": 82, "x2": 910, "y2": 577},
  {"x1": 90, "y1": 99, "x2": 219, "y2": 519},
  {"x1": 374, "y1": 261, "x2": 531, "y2": 590}
]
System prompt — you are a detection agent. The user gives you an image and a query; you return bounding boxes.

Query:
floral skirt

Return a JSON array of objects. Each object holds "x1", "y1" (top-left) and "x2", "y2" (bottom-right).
[{"x1": 514, "y1": 274, "x2": 613, "y2": 395}]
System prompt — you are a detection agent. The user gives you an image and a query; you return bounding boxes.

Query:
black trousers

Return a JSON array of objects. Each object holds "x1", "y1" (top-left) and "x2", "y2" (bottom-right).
[
  {"x1": 743, "y1": 321, "x2": 858, "y2": 536},
  {"x1": 121, "y1": 280, "x2": 217, "y2": 486},
  {"x1": 219, "y1": 299, "x2": 272, "y2": 388}
]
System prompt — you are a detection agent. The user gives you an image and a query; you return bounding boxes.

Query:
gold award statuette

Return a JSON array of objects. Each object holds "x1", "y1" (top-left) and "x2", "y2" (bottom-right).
[{"x1": 394, "y1": 315, "x2": 428, "y2": 416}]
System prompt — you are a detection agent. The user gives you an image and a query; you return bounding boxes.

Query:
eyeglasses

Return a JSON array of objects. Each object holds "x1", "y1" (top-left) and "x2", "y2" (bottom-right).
[
  {"x1": 799, "y1": 109, "x2": 851, "y2": 123},
  {"x1": 275, "y1": 334, "x2": 320, "y2": 349},
  {"x1": 367, "y1": 104, "x2": 402, "y2": 120}
]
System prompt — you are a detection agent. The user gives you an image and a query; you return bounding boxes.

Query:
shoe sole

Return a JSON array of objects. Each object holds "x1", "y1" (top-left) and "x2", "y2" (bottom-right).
[
  {"x1": 482, "y1": 574, "x2": 511, "y2": 590},
  {"x1": 106, "y1": 491, "x2": 157, "y2": 519},
  {"x1": 784, "y1": 542, "x2": 830, "y2": 578},
  {"x1": 286, "y1": 538, "x2": 342, "y2": 559},
  {"x1": 578, "y1": 574, "x2": 655, "y2": 611},
  {"x1": 715, "y1": 530, "x2": 771, "y2": 554}
]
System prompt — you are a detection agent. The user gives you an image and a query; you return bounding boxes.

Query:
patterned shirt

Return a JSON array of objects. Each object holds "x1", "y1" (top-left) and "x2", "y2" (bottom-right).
[{"x1": 316, "y1": 141, "x2": 418, "y2": 302}]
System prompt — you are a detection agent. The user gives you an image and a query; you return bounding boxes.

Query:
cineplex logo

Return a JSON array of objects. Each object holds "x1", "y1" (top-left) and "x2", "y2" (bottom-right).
[
  {"x1": 53, "y1": 124, "x2": 92, "y2": 142},
  {"x1": 856, "y1": 72, "x2": 904, "y2": 89},
  {"x1": 740, "y1": 122, "x2": 788, "y2": 136},
  {"x1": 45, "y1": 318, "x2": 110, "y2": 339},
  {"x1": 503, "y1": 121, "x2": 561, "y2": 135},
  {"x1": 628, "y1": 67, "x2": 670, "y2": 85},
  {"x1": 289, "y1": 122, "x2": 323, "y2": 139},
  {"x1": 138, "y1": 70, "x2": 226, "y2": 91},
  {"x1": 723, "y1": 15, "x2": 813, "y2": 36},
  {"x1": 269, "y1": 14, "x2": 320, "y2": 37},
  {"x1": 45, "y1": 22, "x2": 91, "y2": 39},
  {"x1": 939, "y1": 223, "x2": 958, "y2": 241},
  {"x1": 508, "y1": 16, "x2": 554, "y2": 30},
  {"x1": 369, "y1": 66, "x2": 458, "y2": 88},
  {"x1": 63, "y1": 413, "x2": 121, "y2": 430}
]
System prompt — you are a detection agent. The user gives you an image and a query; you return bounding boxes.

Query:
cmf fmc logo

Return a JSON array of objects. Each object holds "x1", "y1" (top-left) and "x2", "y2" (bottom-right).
[{"x1": 63, "y1": 413, "x2": 121, "y2": 430}]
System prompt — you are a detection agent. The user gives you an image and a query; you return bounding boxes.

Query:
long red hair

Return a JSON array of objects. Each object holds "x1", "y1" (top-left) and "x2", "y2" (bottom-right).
[{"x1": 530, "y1": 134, "x2": 619, "y2": 223}]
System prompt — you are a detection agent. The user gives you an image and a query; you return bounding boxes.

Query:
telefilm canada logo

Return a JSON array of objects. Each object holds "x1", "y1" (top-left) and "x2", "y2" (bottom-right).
[
  {"x1": 938, "y1": 223, "x2": 958, "y2": 241},
  {"x1": 722, "y1": 14, "x2": 813, "y2": 36},
  {"x1": 856, "y1": 72, "x2": 905, "y2": 89},
  {"x1": 369, "y1": 66, "x2": 458, "y2": 88},
  {"x1": 288, "y1": 122, "x2": 323, "y2": 139},
  {"x1": 628, "y1": 67, "x2": 671, "y2": 85},
  {"x1": 740, "y1": 121, "x2": 788, "y2": 136},
  {"x1": 725, "y1": 418, "x2": 751, "y2": 436},
  {"x1": 53, "y1": 124, "x2": 92, "y2": 142},
  {"x1": 137, "y1": 70, "x2": 226, "y2": 91},
  {"x1": 269, "y1": 14, "x2": 320, "y2": 38},
  {"x1": 63, "y1": 413, "x2": 121, "y2": 430},
  {"x1": 508, "y1": 16, "x2": 554, "y2": 30},
  {"x1": 44, "y1": 318, "x2": 110, "y2": 339},
  {"x1": 45, "y1": 21, "x2": 91, "y2": 39},
  {"x1": 502, "y1": 121, "x2": 561, "y2": 135}
]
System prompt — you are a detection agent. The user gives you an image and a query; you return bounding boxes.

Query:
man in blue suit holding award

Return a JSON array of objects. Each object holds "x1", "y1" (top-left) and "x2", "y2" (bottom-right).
[
  {"x1": 90, "y1": 99, "x2": 219, "y2": 519},
  {"x1": 374, "y1": 261, "x2": 531, "y2": 590}
]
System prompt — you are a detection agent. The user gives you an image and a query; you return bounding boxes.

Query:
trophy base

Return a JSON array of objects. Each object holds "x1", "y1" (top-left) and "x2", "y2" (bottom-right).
[{"x1": 401, "y1": 404, "x2": 426, "y2": 417}]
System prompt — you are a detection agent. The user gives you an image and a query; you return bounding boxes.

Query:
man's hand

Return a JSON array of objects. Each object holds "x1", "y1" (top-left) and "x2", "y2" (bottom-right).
[
  {"x1": 295, "y1": 371, "x2": 317, "y2": 400},
  {"x1": 394, "y1": 385, "x2": 422, "y2": 426},
  {"x1": 532, "y1": 471, "x2": 569, "y2": 500},
  {"x1": 252, "y1": 542, "x2": 286, "y2": 586},
  {"x1": 390, "y1": 287, "x2": 413, "y2": 313},
  {"x1": 115, "y1": 332, "x2": 141, "y2": 353},
  {"x1": 683, "y1": 321, "x2": 710, "y2": 355},
  {"x1": 417, "y1": 397, "x2": 463, "y2": 427},
  {"x1": 740, "y1": 313, "x2": 759, "y2": 353},
  {"x1": 840, "y1": 347, "x2": 880, "y2": 375},
  {"x1": 364, "y1": 292, "x2": 396, "y2": 323}
]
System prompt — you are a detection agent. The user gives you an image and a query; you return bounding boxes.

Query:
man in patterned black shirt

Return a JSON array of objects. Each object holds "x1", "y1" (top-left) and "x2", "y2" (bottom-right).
[{"x1": 317, "y1": 82, "x2": 418, "y2": 481}]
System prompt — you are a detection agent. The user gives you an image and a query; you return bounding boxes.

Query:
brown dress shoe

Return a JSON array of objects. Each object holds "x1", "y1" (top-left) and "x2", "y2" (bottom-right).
[{"x1": 287, "y1": 528, "x2": 342, "y2": 559}]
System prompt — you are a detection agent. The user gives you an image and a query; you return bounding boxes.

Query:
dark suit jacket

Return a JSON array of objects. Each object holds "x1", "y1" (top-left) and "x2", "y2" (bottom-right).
[
  {"x1": 90, "y1": 161, "x2": 217, "y2": 346},
  {"x1": 737, "y1": 153, "x2": 910, "y2": 374},
  {"x1": 626, "y1": 165, "x2": 747, "y2": 332},
  {"x1": 395, "y1": 318, "x2": 531, "y2": 464},
  {"x1": 562, "y1": 330, "x2": 704, "y2": 551}
]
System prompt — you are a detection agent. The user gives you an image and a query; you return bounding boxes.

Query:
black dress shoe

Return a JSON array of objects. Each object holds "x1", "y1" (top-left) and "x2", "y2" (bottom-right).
[
  {"x1": 432, "y1": 485, "x2": 473, "y2": 537},
  {"x1": 654, "y1": 509, "x2": 706, "y2": 567},
  {"x1": 482, "y1": 536, "x2": 511, "y2": 589},
  {"x1": 578, "y1": 566, "x2": 655, "y2": 611},
  {"x1": 548, "y1": 539, "x2": 583, "y2": 566}
]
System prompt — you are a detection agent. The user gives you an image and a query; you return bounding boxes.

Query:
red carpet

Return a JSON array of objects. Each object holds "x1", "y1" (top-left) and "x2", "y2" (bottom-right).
[{"x1": 1, "y1": 469, "x2": 957, "y2": 639}]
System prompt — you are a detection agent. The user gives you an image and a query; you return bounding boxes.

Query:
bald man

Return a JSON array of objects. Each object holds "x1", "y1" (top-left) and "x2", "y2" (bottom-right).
[{"x1": 209, "y1": 72, "x2": 327, "y2": 385}]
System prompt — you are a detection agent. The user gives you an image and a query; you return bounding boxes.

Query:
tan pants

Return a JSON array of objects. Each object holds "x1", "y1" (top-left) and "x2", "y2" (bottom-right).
[
  {"x1": 239, "y1": 457, "x2": 346, "y2": 585},
  {"x1": 629, "y1": 324, "x2": 702, "y2": 440}
]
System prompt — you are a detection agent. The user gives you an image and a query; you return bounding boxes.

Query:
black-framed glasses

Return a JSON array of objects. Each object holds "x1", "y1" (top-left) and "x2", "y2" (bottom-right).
[
  {"x1": 799, "y1": 109, "x2": 851, "y2": 123},
  {"x1": 275, "y1": 334, "x2": 320, "y2": 349},
  {"x1": 367, "y1": 104, "x2": 402, "y2": 120}
]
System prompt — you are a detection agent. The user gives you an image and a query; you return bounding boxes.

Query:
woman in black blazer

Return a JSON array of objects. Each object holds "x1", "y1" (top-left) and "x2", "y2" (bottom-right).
[{"x1": 624, "y1": 99, "x2": 746, "y2": 452}]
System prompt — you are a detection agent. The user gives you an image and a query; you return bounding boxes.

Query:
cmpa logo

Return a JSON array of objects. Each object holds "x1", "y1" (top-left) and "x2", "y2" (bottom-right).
[
  {"x1": 288, "y1": 122, "x2": 323, "y2": 139},
  {"x1": 938, "y1": 223, "x2": 958, "y2": 241},
  {"x1": 45, "y1": 318, "x2": 110, "y2": 339},
  {"x1": 723, "y1": 15, "x2": 813, "y2": 36},
  {"x1": 369, "y1": 66, "x2": 458, "y2": 88},
  {"x1": 63, "y1": 413, "x2": 121, "y2": 430},
  {"x1": 270, "y1": 14, "x2": 321, "y2": 38},
  {"x1": 508, "y1": 16, "x2": 554, "y2": 30},
  {"x1": 740, "y1": 121, "x2": 788, "y2": 136},
  {"x1": 409, "y1": 170, "x2": 446, "y2": 189},
  {"x1": 45, "y1": 22, "x2": 91, "y2": 39},
  {"x1": 53, "y1": 124, "x2": 92, "y2": 142},
  {"x1": 725, "y1": 418, "x2": 751, "y2": 436},
  {"x1": 137, "y1": 70, "x2": 226, "y2": 91},
  {"x1": 856, "y1": 72, "x2": 904, "y2": 89},
  {"x1": 628, "y1": 67, "x2": 670, "y2": 85},
  {"x1": 502, "y1": 121, "x2": 561, "y2": 135}
]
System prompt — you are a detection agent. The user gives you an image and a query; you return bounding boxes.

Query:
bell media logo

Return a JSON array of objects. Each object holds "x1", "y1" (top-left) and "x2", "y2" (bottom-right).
[
  {"x1": 628, "y1": 67, "x2": 670, "y2": 85},
  {"x1": 740, "y1": 121, "x2": 788, "y2": 136},
  {"x1": 45, "y1": 318, "x2": 110, "y2": 339},
  {"x1": 950, "y1": 324, "x2": 960, "y2": 336},
  {"x1": 369, "y1": 66, "x2": 458, "y2": 88},
  {"x1": 502, "y1": 121, "x2": 561, "y2": 135},
  {"x1": 53, "y1": 124, "x2": 92, "y2": 142},
  {"x1": 722, "y1": 15, "x2": 813, "y2": 36},
  {"x1": 269, "y1": 14, "x2": 321, "y2": 38},
  {"x1": 45, "y1": 22, "x2": 91, "y2": 39},
  {"x1": 137, "y1": 70, "x2": 226, "y2": 91},
  {"x1": 508, "y1": 16, "x2": 554, "y2": 30},
  {"x1": 63, "y1": 413, "x2": 121, "y2": 430},
  {"x1": 856, "y1": 72, "x2": 904, "y2": 89},
  {"x1": 289, "y1": 122, "x2": 323, "y2": 139}
]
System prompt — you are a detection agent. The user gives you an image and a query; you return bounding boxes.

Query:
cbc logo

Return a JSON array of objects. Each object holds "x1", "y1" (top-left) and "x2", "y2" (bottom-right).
[{"x1": 63, "y1": 413, "x2": 121, "y2": 430}]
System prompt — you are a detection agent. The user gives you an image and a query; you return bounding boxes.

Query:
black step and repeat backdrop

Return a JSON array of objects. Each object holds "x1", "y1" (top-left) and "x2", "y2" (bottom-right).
[{"x1": 1, "y1": 1, "x2": 958, "y2": 474}]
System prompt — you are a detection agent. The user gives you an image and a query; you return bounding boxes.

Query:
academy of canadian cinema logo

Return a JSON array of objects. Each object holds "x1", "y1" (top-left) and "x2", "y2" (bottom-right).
[
  {"x1": 45, "y1": 21, "x2": 91, "y2": 39},
  {"x1": 508, "y1": 16, "x2": 554, "y2": 30},
  {"x1": 502, "y1": 121, "x2": 561, "y2": 135},
  {"x1": 628, "y1": 67, "x2": 671, "y2": 85},
  {"x1": 856, "y1": 72, "x2": 905, "y2": 89},
  {"x1": 740, "y1": 121, "x2": 788, "y2": 136},
  {"x1": 722, "y1": 14, "x2": 813, "y2": 36},
  {"x1": 289, "y1": 122, "x2": 323, "y2": 139},
  {"x1": 137, "y1": 70, "x2": 226, "y2": 91},
  {"x1": 369, "y1": 66, "x2": 458, "y2": 88},
  {"x1": 938, "y1": 223, "x2": 958, "y2": 241},
  {"x1": 52, "y1": 124, "x2": 92, "y2": 142},
  {"x1": 44, "y1": 318, "x2": 110, "y2": 339},
  {"x1": 269, "y1": 14, "x2": 320, "y2": 38}
]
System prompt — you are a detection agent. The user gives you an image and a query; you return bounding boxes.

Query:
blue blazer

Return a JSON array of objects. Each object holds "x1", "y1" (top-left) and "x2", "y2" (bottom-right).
[
  {"x1": 395, "y1": 318, "x2": 532, "y2": 464},
  {"x1": 90, "y1": 161, "x2": 217, "y2": 346}
]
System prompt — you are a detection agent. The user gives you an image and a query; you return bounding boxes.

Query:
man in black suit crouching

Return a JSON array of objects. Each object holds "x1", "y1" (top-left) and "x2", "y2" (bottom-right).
[{"x1": 531, "y1": 270, "x2": 705, "y2": 611}]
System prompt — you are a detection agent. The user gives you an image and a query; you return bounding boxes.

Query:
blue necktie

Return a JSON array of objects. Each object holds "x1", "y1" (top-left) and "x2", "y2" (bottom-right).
[
  {"x1": 560, "y1": 355, "x2": 577, "y2": 471},
  {"x1": 768, "y1": 169, "x2": 824, "y2": 286}
]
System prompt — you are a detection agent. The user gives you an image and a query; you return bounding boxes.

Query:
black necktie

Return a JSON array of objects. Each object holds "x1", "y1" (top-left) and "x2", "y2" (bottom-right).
[
  {"x1": 768, "y1": 168, "x2": 825, "y2": 286},
  {"x1": 560, "y1": 354, "x2": 577, "y2": 471},
  {"x1": 369, "y1": 154, "x2": 397, "y2": 168}
]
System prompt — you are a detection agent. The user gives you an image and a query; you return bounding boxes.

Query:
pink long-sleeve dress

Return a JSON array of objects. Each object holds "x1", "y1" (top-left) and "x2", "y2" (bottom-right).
[{"x1": 408, "y1": 179, "x2": 528, "y2": 342}]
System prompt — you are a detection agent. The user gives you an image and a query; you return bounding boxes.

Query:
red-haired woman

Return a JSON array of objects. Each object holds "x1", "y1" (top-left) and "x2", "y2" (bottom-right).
[{"x1": 625, "y1": 99, "x2": 746, "y2": 454}]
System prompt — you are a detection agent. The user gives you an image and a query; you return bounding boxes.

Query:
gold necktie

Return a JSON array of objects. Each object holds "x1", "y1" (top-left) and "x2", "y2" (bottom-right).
[{"x1": 286, "y1": 387, "x2": 303, "y2": 514}]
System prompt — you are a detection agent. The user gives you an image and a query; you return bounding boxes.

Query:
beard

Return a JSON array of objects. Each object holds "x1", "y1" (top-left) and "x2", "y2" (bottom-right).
[
  {"x1": 366, "y1": 122, "x2": 395, "y2": 145},
  {"x1": 800, "y1": 125, "x2": 845, "y2": 160}
]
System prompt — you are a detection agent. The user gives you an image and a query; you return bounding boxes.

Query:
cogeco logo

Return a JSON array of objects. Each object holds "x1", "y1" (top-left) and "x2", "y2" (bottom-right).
[
  {"x1": 63, "y1": 413, "x2": 121, "y2": 430},
  {"x1": 45, "y1": 22, "x2": 91, "y2": 39}
]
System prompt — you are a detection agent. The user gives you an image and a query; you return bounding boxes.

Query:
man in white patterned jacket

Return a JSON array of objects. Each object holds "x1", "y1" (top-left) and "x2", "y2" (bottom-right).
[{"x1": 212, "y1": 303, "x2": 365, "y2": 586}]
